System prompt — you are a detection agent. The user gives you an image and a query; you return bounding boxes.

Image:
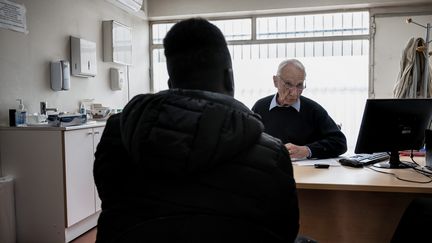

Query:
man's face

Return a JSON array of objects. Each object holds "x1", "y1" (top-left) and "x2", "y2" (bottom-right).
[{"x1": 273, "y1": 64, "x2": 306, "y2": 106}]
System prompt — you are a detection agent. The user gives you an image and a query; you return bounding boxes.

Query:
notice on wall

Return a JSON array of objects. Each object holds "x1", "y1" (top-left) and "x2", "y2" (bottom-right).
[{"x1": 0, "y1": 0, "x2": 27, "y2": 33}]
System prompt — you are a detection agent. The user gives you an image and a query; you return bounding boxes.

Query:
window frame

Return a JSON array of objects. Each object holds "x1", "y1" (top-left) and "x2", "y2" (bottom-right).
[{"x1": 149, "y1": 10, "x2": 371, "y2": 93}]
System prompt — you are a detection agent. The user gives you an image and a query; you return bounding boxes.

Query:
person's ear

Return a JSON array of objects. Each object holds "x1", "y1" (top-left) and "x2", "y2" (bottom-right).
[
  {"x1": 167, "y1": 79, "x2": 172, "y2": 89},
  {"x1": 273, "y1": 75, "x2": 278, "y2": 88},
  {"x1": 224, "y1": 67, "x2": 234, "y2": 96}
]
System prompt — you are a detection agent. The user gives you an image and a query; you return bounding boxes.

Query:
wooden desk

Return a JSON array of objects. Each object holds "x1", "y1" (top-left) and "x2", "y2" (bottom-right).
[{"x1": 293, "y1": 157, "x2": 432, "y2": 243}]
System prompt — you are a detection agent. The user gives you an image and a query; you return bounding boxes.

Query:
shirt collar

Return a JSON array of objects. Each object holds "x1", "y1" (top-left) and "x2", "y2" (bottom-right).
[{"x1": 269, "y1": 94, "x2": 301, "y2": 112}]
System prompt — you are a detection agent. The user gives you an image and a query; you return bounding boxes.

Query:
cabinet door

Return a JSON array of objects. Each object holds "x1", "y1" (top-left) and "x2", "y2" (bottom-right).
[
  {"x1": 64, "y1": 129, "x2": 96, "y2": 226},
  {"x1": 92, "y1": 127, "x2": 104, "y2": 211}
]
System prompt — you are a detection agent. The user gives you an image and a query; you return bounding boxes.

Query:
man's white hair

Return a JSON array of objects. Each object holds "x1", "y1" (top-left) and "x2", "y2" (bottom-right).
[{"x1": 276, "y1": 59, "x2": 306, "y2": 76}]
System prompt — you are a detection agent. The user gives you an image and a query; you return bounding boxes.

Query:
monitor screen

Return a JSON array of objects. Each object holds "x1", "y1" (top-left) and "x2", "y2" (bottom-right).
[{"x1": 354, "y1": 98, "x2": 432, "y2": 168}]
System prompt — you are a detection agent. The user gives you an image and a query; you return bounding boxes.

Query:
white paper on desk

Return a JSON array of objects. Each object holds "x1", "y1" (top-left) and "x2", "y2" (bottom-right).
[{"x1": 292, "y1": 158, "x2": 341, "y2": 166}]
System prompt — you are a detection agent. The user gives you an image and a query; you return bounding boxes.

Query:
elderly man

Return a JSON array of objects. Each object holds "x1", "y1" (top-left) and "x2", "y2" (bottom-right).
[{"x1": 252, "y1": 59, "x2": 347, "y2": 159}]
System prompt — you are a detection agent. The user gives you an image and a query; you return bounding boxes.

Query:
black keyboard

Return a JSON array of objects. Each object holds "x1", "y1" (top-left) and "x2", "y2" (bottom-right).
[{"x1": 339, "y1": 152, "x2": 390, "y2": 168}]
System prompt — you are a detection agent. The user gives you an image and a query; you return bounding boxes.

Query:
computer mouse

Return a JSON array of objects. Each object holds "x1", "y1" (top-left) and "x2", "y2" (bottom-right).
[{"x1": 339, "y1": 158, "x2": 364, "y2": 168}]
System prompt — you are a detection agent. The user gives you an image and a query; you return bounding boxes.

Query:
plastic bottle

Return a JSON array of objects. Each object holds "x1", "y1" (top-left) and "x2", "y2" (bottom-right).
[
  {"x1": 79, "y1": 103, "x2": 86, "y2": 115},
  {"x1": 15, "y1": 99, "x2": 27, "y2": 126}
]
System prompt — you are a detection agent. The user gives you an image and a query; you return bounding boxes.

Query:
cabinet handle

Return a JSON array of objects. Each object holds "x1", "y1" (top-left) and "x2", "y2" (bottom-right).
[
  {"x1": 88, "y1": 61, "x2": 91, "y2": 70},
  {"x1": 94, "y1": 131, "x2": 100, "y2": 135},
  {"x1": 87, "y1": 131, "x2": 93, "y2": 135}
]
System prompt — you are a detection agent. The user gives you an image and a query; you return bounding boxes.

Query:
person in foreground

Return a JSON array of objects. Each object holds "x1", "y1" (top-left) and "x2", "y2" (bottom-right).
[
  {"x1": 94, "y1": 18, "x2": 299, "y2": 242},
  {"x1": 252, "y1": 59, "x2": 347, "y2": 159}
]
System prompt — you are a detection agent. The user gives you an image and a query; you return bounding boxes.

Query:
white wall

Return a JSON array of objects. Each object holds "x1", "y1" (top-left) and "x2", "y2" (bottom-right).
[
  {"x1": 147, "y1": 0, "x2": 432, "y2": 19},
  {"x1": 0, "y1": 0, "x2": 150, "y2": 125}
]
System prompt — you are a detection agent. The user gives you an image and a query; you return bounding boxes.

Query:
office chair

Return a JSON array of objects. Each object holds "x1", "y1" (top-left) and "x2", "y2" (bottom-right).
[{"x1": 391, "y1": 197, "x2": 432, "y2": 242}]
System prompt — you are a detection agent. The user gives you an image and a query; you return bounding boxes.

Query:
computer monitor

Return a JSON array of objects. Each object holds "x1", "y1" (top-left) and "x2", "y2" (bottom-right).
[{"x1": 354, "y1": 98, "x2": 432, "y2": 169}]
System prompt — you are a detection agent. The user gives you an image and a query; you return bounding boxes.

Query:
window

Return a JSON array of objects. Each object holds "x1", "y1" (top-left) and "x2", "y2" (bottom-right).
[{"x1": 150, "y1": 11, "x2": 370, "y2": 152}]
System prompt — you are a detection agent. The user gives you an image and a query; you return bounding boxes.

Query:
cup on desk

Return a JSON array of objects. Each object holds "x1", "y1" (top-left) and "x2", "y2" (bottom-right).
[{"x1": 426, "y1": 129, "x2": 432, "y2": 168}]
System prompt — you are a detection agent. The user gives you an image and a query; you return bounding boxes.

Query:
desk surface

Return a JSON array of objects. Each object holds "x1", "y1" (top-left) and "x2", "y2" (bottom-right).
[
  {"x1": 293, "y1": 157, "x2": 432, "y2": 193},
  {"x1": 294, "y1": 156, "x2": 432, "y2": 242}
]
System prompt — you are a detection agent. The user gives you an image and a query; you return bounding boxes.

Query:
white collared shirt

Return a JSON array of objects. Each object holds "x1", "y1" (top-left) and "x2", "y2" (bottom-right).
[{"x1": 269, "y1": 94, "x2": 301, "y2": 112}]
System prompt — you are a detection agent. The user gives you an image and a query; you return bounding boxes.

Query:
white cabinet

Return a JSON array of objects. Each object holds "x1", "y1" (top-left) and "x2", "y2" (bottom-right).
[
  {"x1": 0, "y1": 124, "x2": 105, "y2": 243},
  {"x1": 64, "y1": 127, "x2": 103, "y2": 226},
  {"x1": 71, "y1": 36, "x2": 97, "y2": 77},
  {"x1": 93, "y1": 127, "x2": 103, "y2": 211}
]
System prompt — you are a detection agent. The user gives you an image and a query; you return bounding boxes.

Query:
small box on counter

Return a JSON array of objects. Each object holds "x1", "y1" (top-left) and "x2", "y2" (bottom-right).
[
  {"x1": 47, "y1": 113, "x2": 87, "y2": 127},
  {"x1": 9, "y1": 109, "x2": 16, "y2": 127}
]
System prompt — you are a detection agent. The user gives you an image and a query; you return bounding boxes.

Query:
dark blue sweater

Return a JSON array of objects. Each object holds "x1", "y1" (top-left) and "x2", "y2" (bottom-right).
[{"x1": 252, "y1": 95, "x2": 347, "y2": 159}]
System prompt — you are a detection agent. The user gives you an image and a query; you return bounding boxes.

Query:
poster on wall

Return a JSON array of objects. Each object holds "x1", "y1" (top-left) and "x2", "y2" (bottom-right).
[{"x1": 0, "y1": 0, "x2": 28, "y2": 34}]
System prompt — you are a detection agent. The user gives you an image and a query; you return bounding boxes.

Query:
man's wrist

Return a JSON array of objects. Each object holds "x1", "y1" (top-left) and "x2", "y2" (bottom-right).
[{"x1": 305, "y1": 146, "x2": 312, "y2": 158}]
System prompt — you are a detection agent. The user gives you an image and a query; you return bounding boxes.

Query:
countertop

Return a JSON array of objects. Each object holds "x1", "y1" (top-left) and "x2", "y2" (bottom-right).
[{"x1": 0, "y1": 120, "x2": 106, "y2": 131}]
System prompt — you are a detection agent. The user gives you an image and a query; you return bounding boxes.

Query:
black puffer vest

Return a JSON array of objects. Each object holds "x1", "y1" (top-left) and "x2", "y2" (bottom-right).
[{"x1": 94, "y1": 89, "x2": 299, "y2": 242}]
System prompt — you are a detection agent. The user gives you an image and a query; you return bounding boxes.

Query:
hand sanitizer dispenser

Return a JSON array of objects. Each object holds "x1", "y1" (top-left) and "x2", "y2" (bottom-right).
[
  {"x1": 50, "y1": 60, "x2": 70, "y2": 91},
  {"x1": 110, "y1": 67, "x2": 125, "y2": 91},
  {"x1": 15, "y1": 99, "x2": 27, "y2": 126}
]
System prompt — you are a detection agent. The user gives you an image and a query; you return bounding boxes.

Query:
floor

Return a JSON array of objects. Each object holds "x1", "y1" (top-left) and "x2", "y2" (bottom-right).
[{"x1": 70, "y1": 227, "x2": 97, "y2": 243}]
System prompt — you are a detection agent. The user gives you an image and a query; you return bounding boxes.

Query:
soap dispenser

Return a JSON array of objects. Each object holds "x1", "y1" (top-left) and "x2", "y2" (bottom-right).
[
  {"x1": 79, "y1": 103, "x2": 86, "y2": 115},
  {"x1": 15, "y1": 99, "x2": 27, "y2": 126}
]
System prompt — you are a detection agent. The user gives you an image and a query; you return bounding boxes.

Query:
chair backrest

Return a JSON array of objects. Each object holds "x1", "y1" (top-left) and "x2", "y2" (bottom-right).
[
  {"x1": 114, "y1": 214, "x2": 286, "y2": 243},
  {"x1": 391, "y1": 197, "x2": 432, "y2": 243}
]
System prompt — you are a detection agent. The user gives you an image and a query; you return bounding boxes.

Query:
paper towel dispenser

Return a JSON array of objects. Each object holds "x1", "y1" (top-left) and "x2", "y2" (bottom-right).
[{"x1": 70, "y1": 36, "x2": 97, "y2": 77}]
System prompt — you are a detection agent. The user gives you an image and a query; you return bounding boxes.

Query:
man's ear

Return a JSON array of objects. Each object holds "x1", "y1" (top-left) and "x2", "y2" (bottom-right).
[
  {"x1": 167, "y1": 78, "x2": 172, "y2": 89},
  {"x1": 273, "y1": 75, "x2": 278, "y2": 88},
  {"x1": 224, "y1": 67, "x2": 234, "y2": 96}
]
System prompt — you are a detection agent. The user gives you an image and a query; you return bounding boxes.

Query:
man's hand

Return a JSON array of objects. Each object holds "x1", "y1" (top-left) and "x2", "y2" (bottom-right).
[{"x1": 285, "y1": 143, "x2": 310, "y2": 159}]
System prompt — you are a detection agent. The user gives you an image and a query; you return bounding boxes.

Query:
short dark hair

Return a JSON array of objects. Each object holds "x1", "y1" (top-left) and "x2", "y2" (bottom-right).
[{"x1": 163, "y1": 18, "x2": 232, "y2": 90}]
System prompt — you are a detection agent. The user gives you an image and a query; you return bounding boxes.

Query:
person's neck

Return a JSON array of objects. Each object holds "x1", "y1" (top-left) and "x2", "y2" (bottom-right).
[{"x1": 277, "y1": 95, "x2": 298, "y2": 107}]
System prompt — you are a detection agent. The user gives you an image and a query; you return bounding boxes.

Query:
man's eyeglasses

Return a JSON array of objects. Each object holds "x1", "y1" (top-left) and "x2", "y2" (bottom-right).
[{"x1": 277, "y1": 76, "x2": 306, "y2": 91}]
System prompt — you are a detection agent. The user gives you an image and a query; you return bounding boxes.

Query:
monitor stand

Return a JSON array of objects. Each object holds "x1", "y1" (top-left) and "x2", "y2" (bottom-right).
[{"x1": 374, "y1": 150, "x2": 416, "y2": 169}]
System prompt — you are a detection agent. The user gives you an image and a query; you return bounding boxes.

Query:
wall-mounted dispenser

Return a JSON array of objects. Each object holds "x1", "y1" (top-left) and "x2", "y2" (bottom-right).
[
  {"x1": 110, "y1": 67, "x2": 125, "y2": 91},
  {"x1": 50, "y1": 60, "x2": 70, "y2": 91},
  {"x1": 70, "y1": 36, "x2": 97, "y2": 77},
  {"x1": 103, "y1": 20, "x2": 132, "y2": 65}
]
